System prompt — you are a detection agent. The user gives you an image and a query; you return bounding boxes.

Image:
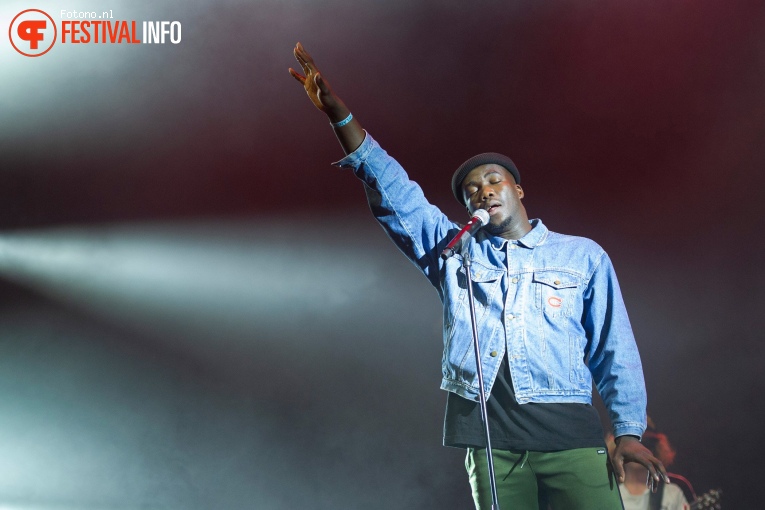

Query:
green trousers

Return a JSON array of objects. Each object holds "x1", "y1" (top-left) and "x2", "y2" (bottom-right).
[{"x1": 466, "y1": 447, "x2": 625, "y2": 510}]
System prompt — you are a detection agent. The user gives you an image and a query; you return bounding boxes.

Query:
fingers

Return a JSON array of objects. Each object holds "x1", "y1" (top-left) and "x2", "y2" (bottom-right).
[
  {"x1": 646, "y1": 465, "x2": 659, "y2": 492},
  {"x1": 288, "y1": 67, "x2": 306, "y2": 84},
  {"x1": 293, "y1": 42, "x2": 316, "y2": 76},
  {"x1": 293, "y1": 46, "x2": 309, "y2": 75},
  {"x1": 655, "y1": 460, "x2": 670, "y2": 484},
  {"x1": 296, "y1": 42, "x2": 314, "y2": 64},
  {"x1": 642, "y1": 459, "x2": 669, "y2": 491},
  {"x1": 293, "y1": 48, "x2": 311, "y2": 76},
  {"x1": 643, "y1": 454, "x2": 669, "y2": 485}
]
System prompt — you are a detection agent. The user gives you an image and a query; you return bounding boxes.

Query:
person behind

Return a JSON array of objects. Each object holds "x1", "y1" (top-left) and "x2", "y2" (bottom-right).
[
  {"x1": 607, "y1": 423, "x2": 690, "y2": 510},
  {"x1": 288, "y1": 42, "x2": 670, "y2": 510}
]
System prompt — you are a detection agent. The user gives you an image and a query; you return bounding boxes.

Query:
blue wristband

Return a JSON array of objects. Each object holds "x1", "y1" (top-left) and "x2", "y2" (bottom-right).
[{"x1": 330, "y1": 112, "x2": 353, "y2": 128}]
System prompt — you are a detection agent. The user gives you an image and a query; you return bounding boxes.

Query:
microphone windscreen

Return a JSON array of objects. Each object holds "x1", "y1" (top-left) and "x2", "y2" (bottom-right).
[{"x1": 472, "y1": 209, "x2": 490, "y2": 225}]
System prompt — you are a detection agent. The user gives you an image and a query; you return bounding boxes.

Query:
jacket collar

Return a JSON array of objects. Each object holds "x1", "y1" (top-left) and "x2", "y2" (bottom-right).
[{"x1": 488, "y1": 218, "x2": 548, "y2": 250}]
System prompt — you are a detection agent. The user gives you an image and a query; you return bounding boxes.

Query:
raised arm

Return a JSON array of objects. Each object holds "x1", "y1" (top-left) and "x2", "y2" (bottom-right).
[{"x1": 289, "y1": 42, "x2": 365, "y2": 155}]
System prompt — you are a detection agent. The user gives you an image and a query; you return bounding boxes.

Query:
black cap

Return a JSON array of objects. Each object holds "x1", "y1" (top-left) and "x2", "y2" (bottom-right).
[{"x1": 451, "y1": 153, "x2": 520, "y2": 206}]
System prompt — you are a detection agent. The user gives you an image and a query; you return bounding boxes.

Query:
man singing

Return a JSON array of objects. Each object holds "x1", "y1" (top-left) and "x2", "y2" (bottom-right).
[{"x1": 289, "y1": 42, "x2": 669, "y2": 510}]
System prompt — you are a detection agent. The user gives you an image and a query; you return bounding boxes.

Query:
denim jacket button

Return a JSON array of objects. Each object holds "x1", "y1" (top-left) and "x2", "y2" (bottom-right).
[
  {"x1": 511, "y1": 277, "x2": 518, "y2": 284},
  {"x1": 490, "y1": 351, "x2": 498, "y2": 357}
]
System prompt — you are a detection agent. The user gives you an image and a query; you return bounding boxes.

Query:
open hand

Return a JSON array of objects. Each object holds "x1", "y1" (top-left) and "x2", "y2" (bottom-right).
[
  {"x1": 289, "y1": 42, "x2": 343, "y2": 115},
  {"x1": 611, "y1": 436, "x2": 670, "y2": 492}
]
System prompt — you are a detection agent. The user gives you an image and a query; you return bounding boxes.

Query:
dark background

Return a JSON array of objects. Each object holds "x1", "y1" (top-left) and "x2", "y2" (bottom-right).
[{"x1": 0, "y1": 1, "x2": 763, "y2": 508}]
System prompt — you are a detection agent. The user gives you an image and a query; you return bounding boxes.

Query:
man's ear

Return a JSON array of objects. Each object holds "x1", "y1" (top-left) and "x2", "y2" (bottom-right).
[{"x1": 516, "y1": 184, "x2": 525, "y2": 199}]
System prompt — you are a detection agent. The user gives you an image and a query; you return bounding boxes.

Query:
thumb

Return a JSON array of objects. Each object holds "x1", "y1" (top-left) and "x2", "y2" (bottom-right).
[
  {"x1": 314, "y1": 73, "x2": 330, "y2": 93},
  {"x1": 612, "y1": 456, "x2": 625, "y2": 483}
]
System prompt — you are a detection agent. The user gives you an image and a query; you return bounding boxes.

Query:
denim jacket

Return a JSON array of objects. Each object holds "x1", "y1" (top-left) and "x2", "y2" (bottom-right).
[{"x1": 334, "y1": 133, "x2": 647, "y2": 438}]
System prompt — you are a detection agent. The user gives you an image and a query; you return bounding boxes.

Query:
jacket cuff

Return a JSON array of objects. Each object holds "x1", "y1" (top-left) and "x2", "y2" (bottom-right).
[
  {"x1": 612, "y1": 422, "x2": 646, "y2": 440},
  {"x1": 331, "y1": 131, "x2": 373, "y2": 170}
]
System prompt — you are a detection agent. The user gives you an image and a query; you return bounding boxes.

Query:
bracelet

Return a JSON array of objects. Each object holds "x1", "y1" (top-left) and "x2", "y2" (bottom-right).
[{"x1": 330, "y1": 112, "x2": 353, "y2": 128}]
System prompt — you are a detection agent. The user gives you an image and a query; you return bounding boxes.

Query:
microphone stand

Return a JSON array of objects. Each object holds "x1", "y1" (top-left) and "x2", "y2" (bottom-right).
[{"x1": 461, "y1": 246, "x2": 501, "y2": 510}]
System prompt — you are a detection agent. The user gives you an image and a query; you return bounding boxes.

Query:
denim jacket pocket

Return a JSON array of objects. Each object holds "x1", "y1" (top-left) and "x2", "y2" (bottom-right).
[
  {"x1": 532, "y1": 271, "x2": 580, "y2": 318},
  {"x1": 443, "y1": 263, "x2": 504, "y2": 382},
  {"x1": 454, "y1": 264, "x2": 504, "y2": 315}
]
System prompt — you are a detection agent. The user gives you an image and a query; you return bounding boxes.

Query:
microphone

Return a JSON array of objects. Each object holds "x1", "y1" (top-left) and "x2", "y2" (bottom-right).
[{"x1": 440, "y1": 209, "x2": 490, "y2": 260}]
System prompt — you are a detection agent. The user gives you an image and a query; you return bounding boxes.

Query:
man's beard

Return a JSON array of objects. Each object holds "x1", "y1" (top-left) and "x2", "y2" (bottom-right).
[{"x1": 484, "y1": 216, "x2": 514, "y2": 236}]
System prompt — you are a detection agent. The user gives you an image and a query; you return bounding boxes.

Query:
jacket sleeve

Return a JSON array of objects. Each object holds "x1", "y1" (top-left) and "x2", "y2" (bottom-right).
[
  {"x1": 582, "y1": 251, "x2": 647, "y2": 439},
  {"x1": 333, "y1": 132, "x2": 459, "y2": 291}
]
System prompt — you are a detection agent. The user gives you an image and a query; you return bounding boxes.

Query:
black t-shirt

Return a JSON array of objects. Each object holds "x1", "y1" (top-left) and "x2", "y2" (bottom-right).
[{"x1": 443, "y1": 357, "x2": 605, "y2": 451}]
